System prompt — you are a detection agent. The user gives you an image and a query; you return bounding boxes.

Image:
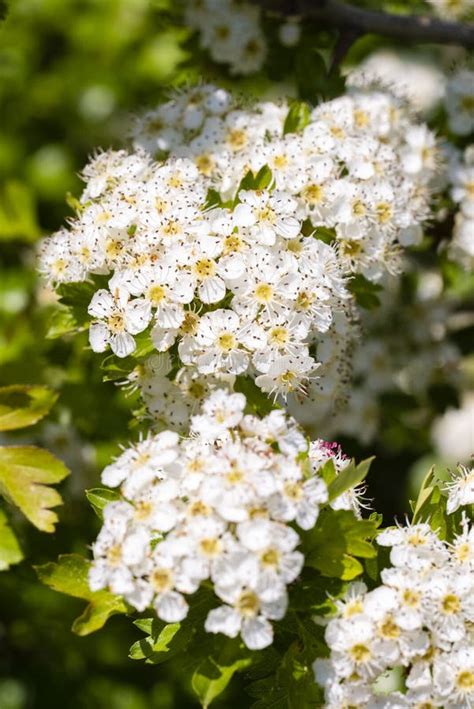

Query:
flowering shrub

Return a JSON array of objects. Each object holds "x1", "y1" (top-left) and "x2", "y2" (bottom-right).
[{"x1": 2, "y1": 0, "x2": 473, "y2": 706}]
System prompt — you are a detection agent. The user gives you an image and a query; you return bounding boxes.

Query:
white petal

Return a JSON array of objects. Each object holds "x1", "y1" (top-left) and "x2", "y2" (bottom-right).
[
  {"x1": 205, "y1": 606, "x2": 241, "y2": 638},
  {"x1": 110, "y1": 332, "x2": 136, "y2": 358},
  {"x1": 155, "y1": 591, "x2": 189, "y2": 623},
  {"x1": 241, "y1": 616, "x2": 273, "y2": 650},
  {"x1": 275, "y1": 216, "x2": 301, "y2": 239},
  {"x1": 89, "y1": 322, "x2": 110, "y2": 352},
  {"x1": 125, "y1": 298, "x2": 152, "y2": 334},
  {"x1": 198, "y1": 277, "x2": 226, "y2": 304},
  {"x1": 88, "y1": 289, "x2": 115, "y2": 318},
  {"x1": 233, "y1": 203, "x2": 255, "y2": 227}
]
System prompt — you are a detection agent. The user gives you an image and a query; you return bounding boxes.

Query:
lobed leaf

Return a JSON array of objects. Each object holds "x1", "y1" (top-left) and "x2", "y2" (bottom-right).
[
  {"x1": 0, "y1": 507, "x2": 23, "y2": 571},
  {"x1": 35, "y1": 553, "x2": 127, "y2": 635},
  {"x1": 0, "y1": 384, "x2": 58, "y2": 431},
  {"x1": 0, "y1": 445, "x2": 69, "y2": 532},
  {"x1": 303, "y1": 509, "x2": 380, "y2": 580}
]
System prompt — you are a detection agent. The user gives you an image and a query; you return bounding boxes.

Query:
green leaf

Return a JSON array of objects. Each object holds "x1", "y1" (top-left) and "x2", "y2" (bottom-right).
[
  {"x1": 284, "y1": 101, "x2": 311, "y2": 134},
  {"x1": 234, "y1": 376, "x2": 277, "y2": 416},
  {"x1": 57, "y1": 280, "x2": 97, "y2": 328},
  {"x1": 412, "y1": 465, "x2": 436, "y2": 523},
  {"x1": 129, "y1": 621, "x2": 190, "y2": 664},
  {"x1": 86, "y1": 488, "x2": 122, "y2": 519},
  {"x1": 328, "y1": 457, "x2": 374, "y2": 502},
  {"x1": 318, "y1": 459, "x2": 336, "y2": 487},
  {"x1": 45, "y1": 306, "x2": 77, "y2": 339},
  {"x1": 191, "y1": 641, "x2": 252, "y2": 708},
  {"x1": 303, "y1": 509, "x2": 380, "y2": 580},
  {"x1": 0, "y1": 507, "x2": 23, "y2": 571},
  {"x1": 35, "y1": 554, "x2": 127, "y2": 635},
  {"x1": 0, "y1": 446, "x2": 69, "y2": 532},
  {"x1": 0, "y1": 180, "x2": 40, "y2": 243},
  {"x1": 0, "y1": 385, "x2": 58, "y2": 431},
  {"x1": 236, "y1": 165, "x2": 273, "y2": 194},
  {"x1": 348, "y1": 274, "x2": 382, "y2": 310}
]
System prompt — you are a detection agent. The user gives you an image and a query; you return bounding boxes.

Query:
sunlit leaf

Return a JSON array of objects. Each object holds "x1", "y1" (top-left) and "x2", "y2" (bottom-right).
[
  {"x1": 0, "y1": 385, "x2": 58, "y2": 431},
  {"x1": 0, "y1": 446, "x2": 69, "y2": 532},
  {"x1": 328, "y1": 457, "x2": 374, "y2": 502},
  {"x1": 86, "y1": 488, "x2": 121, "y2": 519},
  {"x1": 0, "y1": 507, "x2": 23, "y2": 571},
  {"x1": 35, "y1": 554, "x2": 127, "y2": 635}
]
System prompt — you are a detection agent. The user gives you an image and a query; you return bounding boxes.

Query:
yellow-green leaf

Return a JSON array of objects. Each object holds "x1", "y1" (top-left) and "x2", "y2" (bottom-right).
[
  {"x1": 328, "y1": 457, "x2": 374, "y2": 502},
  {"x1": 0, "y1": 507, "x2": 23, "y2": 571},
  {"x1": 0, "y1": 385, "x2": 58, "y2": 431},
  {"x1": 35, "y1": 554, "x2": 128, "y2": 635},
  {"x1": 0, "y1": 445, "x2": 69, "y2": 532}
]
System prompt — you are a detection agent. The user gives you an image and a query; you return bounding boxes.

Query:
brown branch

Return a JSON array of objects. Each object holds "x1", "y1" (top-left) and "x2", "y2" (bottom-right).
[{"x1": 255, "y1": 0, "x2": 474, "y2": 48}]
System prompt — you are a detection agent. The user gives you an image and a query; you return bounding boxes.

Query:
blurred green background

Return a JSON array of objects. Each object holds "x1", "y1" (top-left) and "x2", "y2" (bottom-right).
[{"x1": 0, "y1": 1, "x2": 472, "y2": 707}]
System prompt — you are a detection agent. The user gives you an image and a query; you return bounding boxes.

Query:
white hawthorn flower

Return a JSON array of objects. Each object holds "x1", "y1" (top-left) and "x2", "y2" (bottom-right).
[{"x1": 88, "y1": 288, "x2": 151, "y2": 358}]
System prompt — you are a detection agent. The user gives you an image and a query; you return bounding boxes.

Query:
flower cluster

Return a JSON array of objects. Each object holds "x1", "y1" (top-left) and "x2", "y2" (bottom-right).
[
  {"x1": 444, "y1": 68, "x2": 474, "y2": 137},
  {"x1": 183, "y1": 0, "x2": 266, "y2": 75},
  {"x1": 449, "y1": 145, "x2": 474, "y2": 269},
  {"x1": 89, "y1": 389, "x2": 354, "y2": 650},
  {"x1": 133, "y1": 84, "x2": 439, "y2": 280},
  {"x1": 314, "y1": 519, "x2": 474, "y2": 707}
]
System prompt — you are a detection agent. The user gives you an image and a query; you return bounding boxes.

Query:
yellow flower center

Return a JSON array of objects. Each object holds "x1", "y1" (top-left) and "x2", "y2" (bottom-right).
[
  {"x1": 352, "y1": 200, "x2": 367, "y2": 217},
  {"x1": 441, "y1": 593, "x2": 461, "y2": 614},
  {"x1": 187, "y1": 501, "x2": 211, "y2": 517},
  {"x1": 350, "y1": 644, "x2": 371, "y2": 663},
  {"x1": 150, "y1": 568, "x2": 173, "y2": 592},
  {"x1": 379, "y1": 616, "x2": 400, "y2": 639},
  {"x1": 303, "y1": 184, "x2": 324, "y2": 204},
  {"x1": 107, "y1": 313, "x2": 125, "y2": 334},
  {"x1": 402, "y1": 589, "x2": 420, "y2": 607},
  {"x1": 260, "y1": 548, "x2": 280, "y2": 568},
  {"x1": 254, "y1": 283, "x2": 274, "y2": 304},
  {"x1": 353, "y1": 109, "x2": 369, "y2": 128},
  {"x1": 223, "y1": 234, "x2": 245, "y2": 254},
  {"x1": 343, "y1": 600, "x2": 364, "y2": 618},
  {"x1": 227, "y1": 129, "x2": 247, "y2": 150},
  {"x1": 134, "y1": 501, "x2": 153, "y2": 520},
  {"x1": 273, "y1": 154, "x2": 289, "y2": 169},
  {"x1": 199, "y1": 538, "x2": 222, "y2": 557},
  {"x1": 217, "y1": 332, "x2": 236, "y2": 352},
  {"x1": 269, "y1": 327, "x2": 289, "y2": 346},
  {"x1": 376, "y1": 202, "x2": 393, "y2": 224},
  {"x1": 195, "y1": 154, "x2": 215, "y2": 176},
  {"x1": 284, "y1": 482, "x2": 302, "y2": 500},
  {"x1": 148, "y1": 285, "x2": 166, "y2": 305},
  {"x1": 456, "y1": 670, "x2": 474, "y2": 691},
  {"x1": 237, "y1": 590, "x2": 260, "y2": 617},
  {"x1": 194, "y1": 259, "x2": 216, "y2": 279},
  {"x1": 106, "y1": 544, "x2": 122, "y2": 566},
  {"x1": 180, "y1": 312, "x2": 199, "y2": 335}
]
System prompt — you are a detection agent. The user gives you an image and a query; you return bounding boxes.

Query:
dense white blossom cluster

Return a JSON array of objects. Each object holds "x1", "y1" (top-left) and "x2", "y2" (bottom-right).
[
  {"x1": 133, "y1": 84, "x2": 438, "y2": 280},
  {"x1": 88, "y1": 389, "x2": 356, "y2": 650},
  {"x1": 314, "y1": 519, "x2": 474, "y2": 707},
  {"x1": 449, "y1": 144, "x2": 474, "y2": 269},
  {"x1": 38, "y1": 83, "x2": 440, "y2": 427},
  {"x1": 444, "y1": 68, "x2": 474, "y2": 136},
  {"x1": 183, "y1": 0, "x2": 267, "y2": 75}
]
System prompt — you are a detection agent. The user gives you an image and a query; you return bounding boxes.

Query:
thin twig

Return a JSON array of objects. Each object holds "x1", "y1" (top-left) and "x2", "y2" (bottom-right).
[{"x1": 255, "y1": 0, "x2": 474, "y2": 48}]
